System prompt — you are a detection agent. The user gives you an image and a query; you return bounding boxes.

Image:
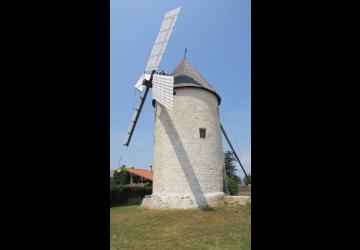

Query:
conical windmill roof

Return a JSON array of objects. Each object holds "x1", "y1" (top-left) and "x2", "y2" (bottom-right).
[{"x1": 171, "y1": 59, "x2": 221, "y2": 104}]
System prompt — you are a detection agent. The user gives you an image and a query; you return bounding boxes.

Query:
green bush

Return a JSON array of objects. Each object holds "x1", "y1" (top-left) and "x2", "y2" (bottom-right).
[
  {"x1": 110, "y1": 185, "x2": 152, "y2": 207},
  {"x1": 227, "y1": 177, "x2": 239, "y2": 195},
  {"x1": 113, "y1": 169, "x2": 130, "y2": 185}
]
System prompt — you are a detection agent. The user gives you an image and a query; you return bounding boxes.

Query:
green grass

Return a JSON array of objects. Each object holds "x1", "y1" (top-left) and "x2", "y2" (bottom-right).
[{"x1": 110, "y1": 203, "x2": 251, "y2": 250}]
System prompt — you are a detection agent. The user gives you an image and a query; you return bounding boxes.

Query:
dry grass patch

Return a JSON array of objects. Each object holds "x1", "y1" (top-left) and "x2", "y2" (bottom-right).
[{"x1": 110, "y1": 203, "x2": 250, "y2": 250}]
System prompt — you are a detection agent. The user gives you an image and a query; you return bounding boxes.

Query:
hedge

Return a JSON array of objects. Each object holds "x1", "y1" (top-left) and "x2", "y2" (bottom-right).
[{"x1": 110, "y1": 184, "x2": 152, "y2": 207}]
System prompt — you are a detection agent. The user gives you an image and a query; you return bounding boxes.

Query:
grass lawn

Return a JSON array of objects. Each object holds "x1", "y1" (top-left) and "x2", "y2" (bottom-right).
[{"x1": 110, "y1": 202, "x2": 251, "y2": 250}]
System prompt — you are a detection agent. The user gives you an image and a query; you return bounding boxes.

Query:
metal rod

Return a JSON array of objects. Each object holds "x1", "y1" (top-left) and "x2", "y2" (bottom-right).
[
  {"x1": 220, "y1": 123, "x2": 251, "y2": 184},
  {"x1": 123, "y1": 85, "x2": 150, "y2": 146},
  {"x1": 123, "y1": 70, "x2": 156, "y2": 147}
]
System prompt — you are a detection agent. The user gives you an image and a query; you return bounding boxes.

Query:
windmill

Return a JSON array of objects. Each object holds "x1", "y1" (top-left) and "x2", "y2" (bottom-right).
[
  {"x1": 122, "y1": 7, "x2": 250, "y2": 209},
  {"x1": 123, "y1": 7, "x2": 181, "y2": 147}
]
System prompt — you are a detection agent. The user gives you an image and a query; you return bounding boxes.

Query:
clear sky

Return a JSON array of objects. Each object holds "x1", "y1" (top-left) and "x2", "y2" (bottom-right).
[{"x1": 111, "y1": 0, "x2": 251, "y2": 178}]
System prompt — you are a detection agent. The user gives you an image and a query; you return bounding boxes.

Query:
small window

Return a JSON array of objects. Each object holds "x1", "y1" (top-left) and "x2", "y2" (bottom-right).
[{"x1": 199, "y1": 128, "x2": 206, "y2": 139}]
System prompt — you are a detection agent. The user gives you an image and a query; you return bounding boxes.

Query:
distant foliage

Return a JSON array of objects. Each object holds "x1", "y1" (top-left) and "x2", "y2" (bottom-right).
[{"x1": 224, "y1": 150, "x2": 241, "y2": 183}]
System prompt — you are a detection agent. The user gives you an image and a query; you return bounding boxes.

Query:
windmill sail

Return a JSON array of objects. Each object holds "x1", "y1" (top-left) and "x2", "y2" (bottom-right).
[
  {"x1": 123, "y1": 7, "x2": 181, "y2": 147},
  {"x1": 152, "y1": 74, "x2": 174, "y2": 110},
  {"x1": 145, "y1": 7, "x2": 181, "y2": 71},
  {"x1": 134, "y1": 73, "x2": 151, "y2": 92}
]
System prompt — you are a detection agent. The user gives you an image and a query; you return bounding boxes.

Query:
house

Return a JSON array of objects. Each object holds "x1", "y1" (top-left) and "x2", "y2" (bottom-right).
[
  {"x1": 127, "y1": 168, "x2": 153, "y2": 185},
  {"x1": 110, "y1": 167, "x2": 153, "y2": 186}
]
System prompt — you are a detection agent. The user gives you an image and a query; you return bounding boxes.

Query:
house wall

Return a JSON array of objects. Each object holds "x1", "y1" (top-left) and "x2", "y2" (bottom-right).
[{"x1": 147, "y1": 87, "x2": 225, "y2": 208}]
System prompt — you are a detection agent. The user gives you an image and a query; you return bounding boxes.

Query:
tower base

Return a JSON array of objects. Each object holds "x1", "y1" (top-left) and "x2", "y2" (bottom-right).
[{"x1": 140, "y1": 192, "x2": 225, "y2": 209}]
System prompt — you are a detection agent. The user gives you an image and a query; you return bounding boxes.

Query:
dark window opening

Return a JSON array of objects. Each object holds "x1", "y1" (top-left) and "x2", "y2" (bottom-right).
[{"x1": 199, "y1": 128, "x2": 206, "y2": 138}]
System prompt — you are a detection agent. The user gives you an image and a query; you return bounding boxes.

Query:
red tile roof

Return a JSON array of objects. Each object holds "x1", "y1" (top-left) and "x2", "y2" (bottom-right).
[{"x1": 126, "y1": 168, "x2": 153, "y2": 181}]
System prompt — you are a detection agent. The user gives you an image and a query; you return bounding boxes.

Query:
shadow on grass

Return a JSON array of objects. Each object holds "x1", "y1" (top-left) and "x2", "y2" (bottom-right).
[{"x1": 201, "y1": 206, "x2": 215, "y2": 212}]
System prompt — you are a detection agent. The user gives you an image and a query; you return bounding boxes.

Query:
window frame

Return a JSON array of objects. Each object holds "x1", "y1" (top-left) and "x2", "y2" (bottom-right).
[{"x1": 199, "y1": 128, "x2": 206, "y2": 139}]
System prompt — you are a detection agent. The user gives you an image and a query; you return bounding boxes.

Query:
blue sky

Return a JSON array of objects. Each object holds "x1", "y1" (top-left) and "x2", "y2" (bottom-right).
[{"x1": 111, "y1": 0, "x2": 251, "y2": 178}]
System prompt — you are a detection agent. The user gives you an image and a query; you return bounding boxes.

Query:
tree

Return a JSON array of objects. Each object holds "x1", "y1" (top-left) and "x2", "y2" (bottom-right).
[
  {"x1": 227, "y1": 176, "x2": 239, "y2": 195},
  {"x1": 224, "y1": 150, "x2": 241, "y2": 183},
  {"x1": 113, "y1": 166, "x2": 130, "y2": 185}
]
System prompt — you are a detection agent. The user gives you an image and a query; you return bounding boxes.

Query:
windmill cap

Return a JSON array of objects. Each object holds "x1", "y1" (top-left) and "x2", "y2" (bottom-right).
[{"x1": 171, "y1": 58, "x2": 221, "y2": 105}]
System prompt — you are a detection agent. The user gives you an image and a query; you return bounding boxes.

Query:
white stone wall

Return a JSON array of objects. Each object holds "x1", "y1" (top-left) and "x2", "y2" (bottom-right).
[{"x1": 146, "y1": 87, "x2": 225, "y2": 208}]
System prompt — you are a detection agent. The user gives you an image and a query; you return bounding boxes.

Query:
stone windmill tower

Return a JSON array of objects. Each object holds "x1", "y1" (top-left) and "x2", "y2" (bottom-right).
[
  {"x1": 142, "y1": 58, "x2": 225, "y2": 209},
  {"x1": 123, "y1": 7, "x2": 249, "y2": 209}
]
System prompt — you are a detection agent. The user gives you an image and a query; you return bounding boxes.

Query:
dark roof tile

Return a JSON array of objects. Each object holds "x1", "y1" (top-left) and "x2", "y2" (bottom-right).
[{"x1": 171, "y1": 59, "x2": 221, "y2": 104}]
